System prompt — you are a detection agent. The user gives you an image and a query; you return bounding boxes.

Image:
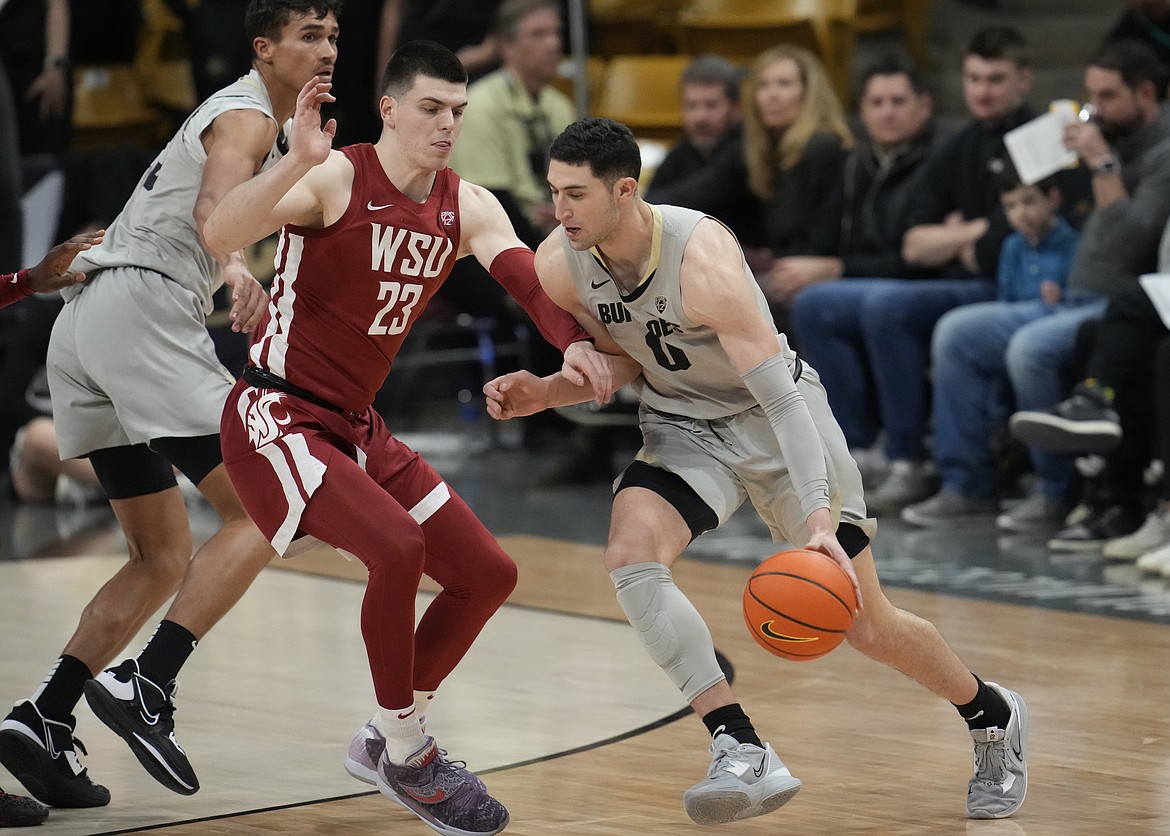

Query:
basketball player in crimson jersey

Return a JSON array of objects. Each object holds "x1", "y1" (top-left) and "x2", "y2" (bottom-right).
[{"x1": 197, "y1": 42, "x2": 613, "y2": 834}]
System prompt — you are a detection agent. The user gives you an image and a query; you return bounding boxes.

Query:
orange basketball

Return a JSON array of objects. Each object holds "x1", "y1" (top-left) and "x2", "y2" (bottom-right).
[{"x1": 743, "y1": 549, "x2": 857, "y2": 661}]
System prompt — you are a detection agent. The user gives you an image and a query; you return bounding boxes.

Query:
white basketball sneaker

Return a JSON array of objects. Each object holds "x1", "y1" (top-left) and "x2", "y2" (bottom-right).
[
  {"x1": 967, "y1": 683, "x2": 1028, "y2": 819},
  {"x1": 683, "y1": 734, "x2": 802, "y2": 825}
]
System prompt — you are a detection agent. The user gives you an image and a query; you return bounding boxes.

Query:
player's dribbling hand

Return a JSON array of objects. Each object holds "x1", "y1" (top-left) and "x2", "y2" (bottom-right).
[
  {"x1": 562, "y1": 341, "x2": 615, "y2": 404},
  {"x1": 484, "y1": 371, "x2": 548, "y2": 420},
  {"x1": 803, "y1": 509, "x2": 863, "y2": 611},
  {"x1": 27, "y1": 229, "x2": 105, "y2": 293},
  {"x1": 289, "y1": 76, "x2": 337, "y2": 167}
]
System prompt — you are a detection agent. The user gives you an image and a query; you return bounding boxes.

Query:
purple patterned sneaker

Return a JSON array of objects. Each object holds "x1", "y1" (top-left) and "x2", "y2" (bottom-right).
[
  {"x1": 0, "y1": 786, "x2": 49, "y2": 826},
  {"x1": 376, "y1": 737, "x2": 509, "y2": 835},
  {"x1": 344, "y1": 722, "x2": 384, "y2": 785}
]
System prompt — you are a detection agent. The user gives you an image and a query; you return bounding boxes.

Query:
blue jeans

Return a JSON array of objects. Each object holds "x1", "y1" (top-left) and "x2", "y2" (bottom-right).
[
  {"x1": 931, "y1": 295, "x2": 1108, "y2": 500},
  {"x1": 790, "y1": 278, "x2": 996, "y2": 461}
]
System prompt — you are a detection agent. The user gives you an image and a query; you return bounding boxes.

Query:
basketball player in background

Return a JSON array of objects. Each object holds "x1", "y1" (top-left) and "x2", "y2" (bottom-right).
[
  {"x1": 174, "y1": 41, "x2": 607, "y2": 834},
  {"x1": 0, "y1": 230, "x2": 104, "y2": 828},
  {"x1": 0, "y1": 230, "x2": 104, "y2": 308},
  {"x1": 483, "y1": 117, "x2": 1029, "y2": 825},
  {"x1": 0, "y1": 1, "x2": 341, "y2": 808}
]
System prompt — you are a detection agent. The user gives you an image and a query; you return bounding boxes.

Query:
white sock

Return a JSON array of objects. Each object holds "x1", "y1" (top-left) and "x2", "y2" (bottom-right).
[
  {"x1": 414, "y1": 689, "x2": 436, "y2": 732},
  {"x1": 378, "y1": 705, "x2": 427, "y2": 765}
]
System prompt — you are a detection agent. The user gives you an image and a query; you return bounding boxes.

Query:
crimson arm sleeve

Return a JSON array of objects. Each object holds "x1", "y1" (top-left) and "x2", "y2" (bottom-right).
[
  {"x1": 0, "y1": 270, "x2": 34, "y2": 310},
  {"x1": 489, "y1": 247, "x2": 591, "y2": 352}
]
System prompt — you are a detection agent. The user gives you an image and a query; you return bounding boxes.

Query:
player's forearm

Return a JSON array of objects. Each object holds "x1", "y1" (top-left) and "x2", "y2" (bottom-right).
[
  {"x1": 0, "y1": 270, "x2": 34, "y2": 309},
  {"x1": 204, "y1": 158, "x2": 313, "y2": 253},
  {"x1": 740, "y1": 354, "x2": 830, "y2": 519}
]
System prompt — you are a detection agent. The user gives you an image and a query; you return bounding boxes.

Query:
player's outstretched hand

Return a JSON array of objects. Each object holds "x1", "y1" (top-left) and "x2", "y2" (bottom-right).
[
  {"x1": 484, "y1": 371, "x2": 549, "y2": 420},
  {"x1": 27, "y1": 229, "x2": 105, "y2": 293},
  {"x1": 803, "y1": 509, "x2": 863, "y2": 611},
  {"x1": 289, "y1": 76, "x2": 336, "y2": 167},
  {"x1": 561, "y1": 341, "x2": 615, "y2": 404},
  {"x1": 223, "y1": 263, "x2": 269, "y2": 333}
]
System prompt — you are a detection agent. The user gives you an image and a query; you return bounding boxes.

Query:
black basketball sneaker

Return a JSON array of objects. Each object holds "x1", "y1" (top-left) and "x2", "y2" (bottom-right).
[{"x1": 84, "y1": 659, "x2": 199, "y2": 795}]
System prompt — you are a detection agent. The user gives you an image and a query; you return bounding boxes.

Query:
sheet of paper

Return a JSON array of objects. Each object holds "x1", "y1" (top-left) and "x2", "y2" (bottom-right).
[
  {"x1": 1004, "y1": 111, "x2": 1078, "y2": 185},
  {"x1": 1139, "y1": 273, "x2": 1170, "y2": 330}
]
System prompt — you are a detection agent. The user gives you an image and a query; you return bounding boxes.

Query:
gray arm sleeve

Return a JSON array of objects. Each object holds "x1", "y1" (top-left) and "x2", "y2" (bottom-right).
[{"x1": 740, "y1": 353, "x2": 831, "y2": 520}]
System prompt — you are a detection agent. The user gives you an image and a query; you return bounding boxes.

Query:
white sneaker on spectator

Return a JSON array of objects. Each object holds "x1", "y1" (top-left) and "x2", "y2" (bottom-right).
[
  {"x1": 1135, "y1": 543, "x2": 1170, "y2": 574},
  {"x1": 1102, "y1": 505, "x2": 1170, "y2": 561}
]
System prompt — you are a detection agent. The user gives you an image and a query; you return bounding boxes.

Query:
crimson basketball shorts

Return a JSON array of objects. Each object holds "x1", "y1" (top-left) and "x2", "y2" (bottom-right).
[{"x1": 220, "y1": 377, "x2": 448, "y2": 555}]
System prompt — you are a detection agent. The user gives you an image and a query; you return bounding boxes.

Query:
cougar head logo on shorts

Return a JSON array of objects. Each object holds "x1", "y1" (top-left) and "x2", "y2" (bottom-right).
[{"x1": 246, "y1": 391, "x2": 292, "y2": 448}]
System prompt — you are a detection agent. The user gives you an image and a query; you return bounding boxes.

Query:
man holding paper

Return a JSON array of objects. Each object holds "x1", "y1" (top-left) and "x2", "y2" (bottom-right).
[{"x1": 900, "y1": 38, "x2": 1170, "y2": 530}]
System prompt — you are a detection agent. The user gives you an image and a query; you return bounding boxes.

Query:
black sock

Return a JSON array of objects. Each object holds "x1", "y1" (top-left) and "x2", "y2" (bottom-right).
[
  {"x1": 32, "y1": 655, "x2": 92, "y2": 721},
  {"x1": 701, "y1": 703, "x2": 763, "y2": 748},
  {"x1": 954, "y1": 676, "x2": 1010, "y2": 730},
  {"x1": 137, "y1": 620, "x2": 199, "y2": 686}
]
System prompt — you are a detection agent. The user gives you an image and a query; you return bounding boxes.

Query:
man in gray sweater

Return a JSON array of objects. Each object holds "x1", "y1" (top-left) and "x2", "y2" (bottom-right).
[{"x1": 902, "y1": 38, "x2": 1170, "y2": 531}]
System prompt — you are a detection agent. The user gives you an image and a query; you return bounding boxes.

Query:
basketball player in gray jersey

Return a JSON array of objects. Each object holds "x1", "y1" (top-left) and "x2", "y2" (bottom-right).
[
  {"x1": 485, "y1": 118, "x2": 1029, "y2": 825},
  {"x1": 0, "y1": 1, "x2": 341, "y2": 807},
  {"x1": 65, "y1": 74, "x2": 286, "y2": 317}
]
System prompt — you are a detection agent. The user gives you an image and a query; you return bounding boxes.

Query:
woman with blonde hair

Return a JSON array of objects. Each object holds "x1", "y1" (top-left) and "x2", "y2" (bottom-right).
[{"x1": 745, "y1": 44, "x2": 853, "y2": 261}]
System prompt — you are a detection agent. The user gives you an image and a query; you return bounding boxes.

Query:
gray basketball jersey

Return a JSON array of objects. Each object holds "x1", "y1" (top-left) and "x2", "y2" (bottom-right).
[
  {"x1": 68, "y1": 71, "x2": 286, "y2": 314},
  {"x1": 563, "y1": 204, "x2": 796, "y2": 419}
]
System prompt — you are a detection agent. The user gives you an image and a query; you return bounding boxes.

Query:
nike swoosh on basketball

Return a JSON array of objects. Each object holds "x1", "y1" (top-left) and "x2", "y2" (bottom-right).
[
  {"x1": 367, "y1": 200, "x2": 394, "y2": 211},
  {"x1": 760, "y1": 621, "x2": 817, "y2": 642}
]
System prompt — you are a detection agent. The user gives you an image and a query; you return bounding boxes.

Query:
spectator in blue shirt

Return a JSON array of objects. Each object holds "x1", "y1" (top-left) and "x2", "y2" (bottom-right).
[
  {"x1": 995, "y1": 168, "x2": 1079, "y2": 304},
  {"x1": 902, "y1": 162, "x2": 1082, "y2": 532}
]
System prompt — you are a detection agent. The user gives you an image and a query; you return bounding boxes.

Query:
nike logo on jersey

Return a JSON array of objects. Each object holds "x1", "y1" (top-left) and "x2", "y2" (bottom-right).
[
  {"x1": 590, "y1": 278, "x2": 609, "y2": 289},
  {"x1": 8, "y1": 274, "x2": 17, "y2": 283},
  {"x1": 367, "y1": 200, "x2": 394, "y2": 211}
]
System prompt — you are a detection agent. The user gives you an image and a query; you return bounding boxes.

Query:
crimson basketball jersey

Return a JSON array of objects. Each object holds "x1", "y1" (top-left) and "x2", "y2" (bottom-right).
[{"x1": 248, "y1": 143, "x2": 461, "y2": 412}]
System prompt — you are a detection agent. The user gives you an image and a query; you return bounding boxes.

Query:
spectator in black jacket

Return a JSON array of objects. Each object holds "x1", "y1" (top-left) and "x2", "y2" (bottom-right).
[
  {"x1": 645, "y1": 55, "x2": 757, "y2": 243},
  {"x1": 784, "y1": 55, "x2": 950, "y2": 487},
  {"x1": 788, "y1": 26, "x2": 1034, "y2": 509},
  {"x1": 775, "y1": 55, "x2": 949, "y2": 299}
]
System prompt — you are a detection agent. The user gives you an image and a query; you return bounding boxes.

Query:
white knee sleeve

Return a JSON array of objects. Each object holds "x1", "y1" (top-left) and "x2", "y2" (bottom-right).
[{"x1": 610, "y1": 562, "x2": 726, "y2": 703}]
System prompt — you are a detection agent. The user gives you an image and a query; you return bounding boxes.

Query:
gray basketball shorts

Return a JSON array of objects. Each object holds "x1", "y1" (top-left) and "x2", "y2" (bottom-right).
[
  {"x1": 632, "y1": 364, "x2": 876, "y2": 547},
  {"x1": 48, "y1": 266, "x2": 235, "y2": 459}
]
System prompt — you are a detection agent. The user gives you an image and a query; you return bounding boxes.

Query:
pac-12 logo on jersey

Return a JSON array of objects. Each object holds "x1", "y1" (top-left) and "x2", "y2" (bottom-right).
[
  {"x1": 245, "y1": 391, "x2": 291, "y2": 448},
  {"x1": 440, "y1": 210, "x2": 455, "y2": 227},
  {"x1": 371, "y1": 223, "x2": 454, "y2": 278}
]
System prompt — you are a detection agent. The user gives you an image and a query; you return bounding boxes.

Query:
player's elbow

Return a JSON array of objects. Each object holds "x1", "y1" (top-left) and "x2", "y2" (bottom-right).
[{"x1": 202, "y1": 215, "x2": 237, "y2": 256}]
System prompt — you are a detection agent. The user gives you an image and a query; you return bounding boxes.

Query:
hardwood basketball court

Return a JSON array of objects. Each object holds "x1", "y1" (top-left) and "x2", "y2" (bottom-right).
[{"x1": 2, "y1": 437, "x2": 1169, "y2": 835}]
